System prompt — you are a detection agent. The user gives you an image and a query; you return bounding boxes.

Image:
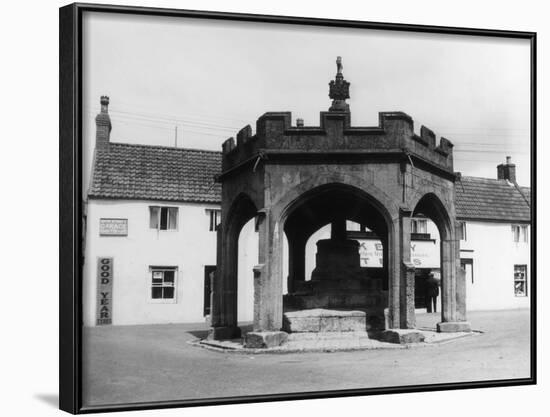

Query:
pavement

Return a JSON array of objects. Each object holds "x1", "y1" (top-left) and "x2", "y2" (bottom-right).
[
  {"x1": 82, "y1": 309, "x2": 532, "y2": 408},
  {"x1": 196, "y1": 327, "x2": 477, "y2": 353}
]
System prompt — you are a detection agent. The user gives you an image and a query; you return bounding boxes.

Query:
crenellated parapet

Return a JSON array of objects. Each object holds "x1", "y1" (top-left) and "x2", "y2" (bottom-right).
[{"x1": 221, "y1": 110, "x2": 454, "y2": 174}]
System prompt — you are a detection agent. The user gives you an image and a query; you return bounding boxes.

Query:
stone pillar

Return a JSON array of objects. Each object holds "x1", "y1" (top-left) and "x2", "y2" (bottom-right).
[
  {"x1": 455, "y1": 221, "x2": 468, "y2": 322},
  {"x1": 388, "y1": 208, "x2": 415, "y2": 329},
  {"x1": 388, "y1": 217, "x2": 401, "y2": 329},
  {"x1": 437, "y1": 232, "x2": 471, "y2": 333},
  {"x1": 252, "y1": 264, "x2": 266, "y2": 330},
  {"x1": 245, "y1": 210, "x2": 288, "y2": 348},
  {"x1": 381, "y1": 236, "x2": 389, "y2": 291},
  {"x1": 440, "y1": 238, "x2": 457, "y2": 323},
  {"x1": 402, "y1": 261, "x2": 416, "y2": 329},
  {"x1": 399, "y1": 209, "x2": 415, "y2": 329},
  {"x1": 456, "y1": 267, "x2": 467, "y2": 321},
  {"x1": 331, "y1": 217, "x2": 347, "y2": 241},
  {"x1": 209, "y1": 225, "x2": 224, "y2": 330},
  {"x1": 209, "y1": 223, "x2": 241, "y2": 340}
]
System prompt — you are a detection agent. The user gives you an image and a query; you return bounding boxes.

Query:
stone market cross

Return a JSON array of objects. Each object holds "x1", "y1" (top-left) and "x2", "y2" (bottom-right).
[{"x1": 210, "y1": 58, "x2": 471, "y2": 347}]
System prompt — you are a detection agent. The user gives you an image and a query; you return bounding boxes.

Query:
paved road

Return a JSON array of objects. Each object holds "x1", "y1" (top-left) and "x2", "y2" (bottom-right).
[{"x1": 82, "y1": 309, "x2": 531, "y2": 407}]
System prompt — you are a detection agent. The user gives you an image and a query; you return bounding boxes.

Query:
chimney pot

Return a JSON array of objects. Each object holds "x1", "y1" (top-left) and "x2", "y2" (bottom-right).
[
  {"x1": 296, "y1": 118, "x2": 304, "y2": 128},
  {"x1": 100, "y1": 95, "x2": 110, "y2": 113},
  {"x1": 95, "y1": 95, "x2": 112, "y2": 147},
  {"x1": 497, "y1": 155, "x2": 516, "y2": 182}
]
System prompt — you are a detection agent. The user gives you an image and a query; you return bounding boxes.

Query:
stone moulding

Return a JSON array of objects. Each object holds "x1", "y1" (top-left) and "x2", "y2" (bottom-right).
[
  {"x1": 283, "y1": 309, "x2": 368, "y2": 333},
  {"x1": 221, "y1": 110, "x2": 454, "y2": 174}
]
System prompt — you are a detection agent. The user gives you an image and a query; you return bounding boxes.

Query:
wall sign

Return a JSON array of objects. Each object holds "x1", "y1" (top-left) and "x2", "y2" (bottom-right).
[
  {"x1": 96, "y1": 257, "x2": 113, "y2": 325},
  {"x1": 99, "y1": 218, "x2": 128, "y2": 236},
  {"x1": 358, "y1": 239, "x2": 440, "y2": 268}
]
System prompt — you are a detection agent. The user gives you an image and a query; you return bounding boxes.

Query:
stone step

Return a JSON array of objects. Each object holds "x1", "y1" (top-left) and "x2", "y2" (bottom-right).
[
  {"x1": 295, "y1": 278, "x2": 383, "y2": 293},
  {"x1": 284, "y1": 292, "x2": 385, "y2": 310},
  {"x1": 283, "y1": 308, "x2": 368, "y2": 333}
]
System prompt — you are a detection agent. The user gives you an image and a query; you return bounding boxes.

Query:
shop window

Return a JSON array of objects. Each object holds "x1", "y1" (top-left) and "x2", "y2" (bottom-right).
[
  {"x1": 206, "y1": 209, "x2": 221, "y2": 232},
  {"x1": 150, "y1": 267, "x2": 177, "y2": 301},
  {"x1": 511, "y1": 224, "x2": 528, "y2": 243},
  {"x1": 149, "y1": 206, "x2": 178, "y2": 230},
  {"x1": 514, "y1": 265, "x2": 527, "y2": 297},
  {"x1": 411, "y1": 219, "x2": 427, "y2": 234}
]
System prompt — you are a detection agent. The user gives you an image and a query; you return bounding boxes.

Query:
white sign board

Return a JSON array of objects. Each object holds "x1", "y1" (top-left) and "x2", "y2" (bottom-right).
[
  {"x1": 96, "y1": 257, "x2": 113, "y2": 325},
  {"x1": 358, "y1": 239, "x2": 440, "y2": 268},
  {"x1": 99, "y1": 218, "x2": 128, "y2": 236}
]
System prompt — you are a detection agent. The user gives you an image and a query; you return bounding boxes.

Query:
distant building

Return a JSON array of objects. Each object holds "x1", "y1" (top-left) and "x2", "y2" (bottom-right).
[
  {"x1": 83, "y1": 97, "x2": 531, "y2": 326},
  {"x1": 456, "y1": 167, "x2": 531, "y2": 311}
]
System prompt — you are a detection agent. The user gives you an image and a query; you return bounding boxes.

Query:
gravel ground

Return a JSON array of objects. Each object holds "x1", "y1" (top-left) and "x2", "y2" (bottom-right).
[{"x1": 82, "y1": 309, "x2": 532, "y2": 408}]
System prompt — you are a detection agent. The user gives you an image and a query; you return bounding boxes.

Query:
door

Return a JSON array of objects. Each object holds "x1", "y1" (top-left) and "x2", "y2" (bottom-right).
[{"x1": 203, "y1": 265, "x2": 216, "y2": 316}]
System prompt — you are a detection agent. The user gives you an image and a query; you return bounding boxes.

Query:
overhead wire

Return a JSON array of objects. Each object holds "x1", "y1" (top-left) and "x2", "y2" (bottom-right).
[{"x1": 83, "y1": 106, "x2": 531, "y2": 159}]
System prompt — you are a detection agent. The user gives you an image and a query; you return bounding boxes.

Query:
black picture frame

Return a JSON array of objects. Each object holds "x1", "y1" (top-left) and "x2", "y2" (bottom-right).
[{"x1": 59, "y1": 3, "x2": 537, "y2": 414}]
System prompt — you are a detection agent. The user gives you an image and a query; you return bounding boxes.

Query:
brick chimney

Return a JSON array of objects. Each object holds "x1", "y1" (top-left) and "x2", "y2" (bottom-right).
[
  {"x1": 497, "y1": 156, "x2": 516, "y2": 182},
  {"x1": 95, "y1": 95, "x2": 112, "y2": 147}
]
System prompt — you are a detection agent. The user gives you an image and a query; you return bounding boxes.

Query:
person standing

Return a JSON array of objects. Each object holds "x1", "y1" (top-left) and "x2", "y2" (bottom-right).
[{"x1": 425, "y1": 272, "x2": 440, "y2": 313}]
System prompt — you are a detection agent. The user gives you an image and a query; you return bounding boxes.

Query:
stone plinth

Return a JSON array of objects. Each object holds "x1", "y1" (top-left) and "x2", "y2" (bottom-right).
[
  {"x1": 379, "y1": 329, "x2": 425, "y2": 344},
  {"x1": 437, "y1": 321, "x2": 472, "y2": 333},
  {"x1": 284, "y1": 273, "x2": 386, "y2": 325},
  {"x1": 311, "y1": 239, "x2": 362, "y2": 281},
  {"x1": 284, "y1": 292, "x2": 383, "y2": 310},
  {"x1": 244, "y1": 331, "x2": 288, "y2": 348},
  {"x1": 283, "y1": 309, "x2": 367, "y2": 333}
]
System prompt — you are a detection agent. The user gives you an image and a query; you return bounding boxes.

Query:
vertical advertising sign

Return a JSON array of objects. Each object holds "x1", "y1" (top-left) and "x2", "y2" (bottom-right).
[{"x1": 96, "y1": 257, "x2": 113, "y2": 325}]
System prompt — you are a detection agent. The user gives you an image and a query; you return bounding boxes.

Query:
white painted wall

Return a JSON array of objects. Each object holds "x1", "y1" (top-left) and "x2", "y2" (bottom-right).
[
  {"x1": 305, "y1": 225, "x2": 331, "y2": 281},
  {"x1": 84, "y1": 199, "x2": 530, "y2": 326},
  {"x1": 460, "y1": 221, "x2": 531, "y2": 311},
  {"x1": 84, "y1": 199, "x2": 259, "y2": 326},
  {"x1": 237, "y1": 218, "x2": 257, "y2": 322},
  {"x1": 84, "y1": 199, "x2": 221, "y2": 326}
]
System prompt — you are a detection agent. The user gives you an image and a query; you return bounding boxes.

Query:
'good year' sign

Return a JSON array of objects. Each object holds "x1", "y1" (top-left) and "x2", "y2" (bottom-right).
[{"x1": 96, "y1": 257, "x2": 113, "y2": 325}]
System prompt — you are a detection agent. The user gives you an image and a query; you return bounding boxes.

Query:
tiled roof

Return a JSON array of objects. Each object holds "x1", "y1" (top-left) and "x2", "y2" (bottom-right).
[
  {"x1": 455, "y1": 176, "x2": 531, "y2": 222},
  {"x1": 88, "y1": 143, "x2": 221, "y2": 203},
  {"x1": 89, "y1": 143, "x2": 531, "y2": 223}
]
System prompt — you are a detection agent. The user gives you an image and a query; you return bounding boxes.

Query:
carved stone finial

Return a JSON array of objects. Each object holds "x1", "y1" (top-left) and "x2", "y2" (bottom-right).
[{"x1": 329, "y1": 57, "x2": 350, "y2": 112}]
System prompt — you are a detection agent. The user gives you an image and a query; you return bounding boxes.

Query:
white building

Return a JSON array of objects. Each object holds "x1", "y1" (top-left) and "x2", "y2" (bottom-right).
[
  {"x1": 456, "y1": 171, "x2": 531, "y2": 311},
  {"x1": 83, "y1": 99, "x2": 531, "y2": 327}
]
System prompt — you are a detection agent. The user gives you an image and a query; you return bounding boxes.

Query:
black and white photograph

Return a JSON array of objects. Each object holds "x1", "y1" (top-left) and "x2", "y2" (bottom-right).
[{"x1": 58, "y1": 1, "x2": 538, "y2": 415}]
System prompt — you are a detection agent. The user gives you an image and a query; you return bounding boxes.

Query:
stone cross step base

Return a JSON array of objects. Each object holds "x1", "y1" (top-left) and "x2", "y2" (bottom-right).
[
  {"x1": 283, "y1": 308, "x2": 372, "y2": 333},
  {"x1": 295, "y1": 278, "x2": 383, "y2": 292},
  {"x1": 284, "y1": 292, "x2": 384, "y2": 310}
]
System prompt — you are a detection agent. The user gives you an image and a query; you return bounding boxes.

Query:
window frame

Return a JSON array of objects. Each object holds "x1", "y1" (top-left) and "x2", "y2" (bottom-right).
[
  {"x1": 206, "y1": 208, "x2": 221, "y2": 232},
  {"x1": 513, "y1": 264, "x2": 528, "y2": 297},
  {"x1": 511, "y1": 224, "x2": 528, "y2": 243},
  {"x1": 149, "y1": 206, "x2": 179, "y2": 231},
  {"x1": 411, "y1": 218, "x2": 427, "y2": 234},
  {"x1": 460, "y1": 258, "x2": 474, "y2": 284},
  {"x1": 459, "y1": 221, "x2": 467, "y2": 241},
  {"x1": 148, "y1": 266, "x2": 178, "y2": 303}
]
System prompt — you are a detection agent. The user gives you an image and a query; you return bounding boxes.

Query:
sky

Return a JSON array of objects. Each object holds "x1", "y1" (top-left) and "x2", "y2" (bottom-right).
[{"x1": 82, "y1": 12, "x2": 531, "y2": 187}]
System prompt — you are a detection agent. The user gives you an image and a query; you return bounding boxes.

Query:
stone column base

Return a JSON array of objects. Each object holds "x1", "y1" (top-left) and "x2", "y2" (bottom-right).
[
  {"x1": 436, "y1": 321, "x2": 472, "y2": 333},
  {"x1": 244, "y1": 331, "x2": 288, "y2": 348},
  {"x1": 380, "y1": 329, "x2": 425, "y2": 344},
  {"x1": 208, "y1": 326, "x2": 241, "y2": 340}
]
